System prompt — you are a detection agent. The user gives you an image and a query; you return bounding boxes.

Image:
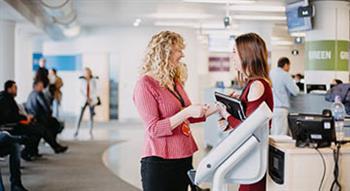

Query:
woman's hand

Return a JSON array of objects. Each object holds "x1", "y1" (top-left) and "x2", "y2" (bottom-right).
[
  {"x1": 216, "y1": 102, "x2": 230, "y2": 120},
  {"x1": 184, "y1": 104, "x2": 208, "y2": 118},
  {"x1": 201, "y1": 103, "x2": 218, "y2": 117},
  {"x1": 229, "y1": 91, "x2": 240, "y2": 99},
  {"x1": 218, "y1": 118, "x2": 228, "y2": 131}
]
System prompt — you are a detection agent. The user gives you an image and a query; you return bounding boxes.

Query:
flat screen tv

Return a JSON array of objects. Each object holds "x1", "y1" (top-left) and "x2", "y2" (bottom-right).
[{"x1": 286, "y1": 0, "x2": 312, "y2": 33}]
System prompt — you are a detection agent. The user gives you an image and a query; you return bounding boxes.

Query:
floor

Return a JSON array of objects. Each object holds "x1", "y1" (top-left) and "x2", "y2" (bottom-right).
[
  {"x1": 2, "y1": 120, "x2": 239, "y2": 190},
  {"x1": 65, "y1": 120, "x2": 238, "y2": 190},
  {"x1": 61, "y1": 120, "x2": 212, "y2": 189}
]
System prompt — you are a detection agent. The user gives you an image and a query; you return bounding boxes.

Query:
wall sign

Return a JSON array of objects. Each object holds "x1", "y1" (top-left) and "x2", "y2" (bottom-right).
[
  {"x1": 208, "y1": 56, "x2": 230, "y2": 72},
  {"x1": 305, "y1": 40, "x2": 349, "y2": 71}
]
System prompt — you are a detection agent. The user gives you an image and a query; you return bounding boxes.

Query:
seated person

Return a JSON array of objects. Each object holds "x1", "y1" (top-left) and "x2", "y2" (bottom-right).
[
  {"x1": 294, "y1": 73, "x2": 304, "y2": 92},
  {"x1": 0, "y1": 80, "x2": 41, "y2": 160},
  {"x1": 331, "y1": 79, "x2": 343, "y2": 87},
  {"x1": 0, "y1": 132, "x2": 28, "y2": 191},
  {"x1": 0, "y1": 81, "x2": 67, "y2": 160},
  {"x1": 26, "y1": 80, "x2": 68, "y2": 154}
]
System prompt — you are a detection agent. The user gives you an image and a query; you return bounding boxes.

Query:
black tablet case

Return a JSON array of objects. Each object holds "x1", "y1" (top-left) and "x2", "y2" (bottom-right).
[{"x1": 215, "y1": 91, "x2": 246, "y2": 121}]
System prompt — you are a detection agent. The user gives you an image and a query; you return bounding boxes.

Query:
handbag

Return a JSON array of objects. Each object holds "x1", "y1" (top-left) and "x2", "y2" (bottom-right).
[{"x1": 96, "y1": 97, "x2": 102, "y2": 106}]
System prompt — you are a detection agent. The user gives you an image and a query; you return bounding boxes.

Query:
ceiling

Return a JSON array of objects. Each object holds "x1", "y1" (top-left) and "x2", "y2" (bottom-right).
[
  {"x1": 1, "y1": 0, "x2": 292, "y2": 42},
  {"x1": 73, "y1": 0, "x2": 287, "y2": 29},
  {"x1": 0, "y1": 0, "x2": 26, "y2": 22}
]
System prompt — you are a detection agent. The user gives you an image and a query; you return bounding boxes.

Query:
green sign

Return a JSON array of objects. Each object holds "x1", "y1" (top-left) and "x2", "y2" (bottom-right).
[{"x1": 305, "y1": 40, "x2": 349, "y2": 71}]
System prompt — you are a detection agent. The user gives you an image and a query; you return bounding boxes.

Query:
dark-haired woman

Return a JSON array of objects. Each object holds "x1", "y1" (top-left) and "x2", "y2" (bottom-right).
[{"x1": 216, "y1": 33, "x2": 274, "y2": 191}]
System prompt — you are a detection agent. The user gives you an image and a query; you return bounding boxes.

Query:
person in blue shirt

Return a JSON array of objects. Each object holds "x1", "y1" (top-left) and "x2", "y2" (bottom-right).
[{"x1": 270, "y1": 57, "x2": 299, "y2": 135}]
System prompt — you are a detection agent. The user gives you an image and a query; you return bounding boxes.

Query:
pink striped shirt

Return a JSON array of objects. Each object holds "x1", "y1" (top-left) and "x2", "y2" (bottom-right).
[{"x1": 133, "y1": 75, "x2": 206, "y2": 159}]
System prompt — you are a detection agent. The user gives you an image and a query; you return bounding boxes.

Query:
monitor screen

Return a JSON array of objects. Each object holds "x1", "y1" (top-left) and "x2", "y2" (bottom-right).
[
  {"x1": 286, "y1": 0, "x2": 312, "y2": 33},
  {"x1": 288, "y1": 113, "x2": 335, "y2": 147},
  {"x1": 306, "y1": 84, "x2": 327, "y2": 93}
]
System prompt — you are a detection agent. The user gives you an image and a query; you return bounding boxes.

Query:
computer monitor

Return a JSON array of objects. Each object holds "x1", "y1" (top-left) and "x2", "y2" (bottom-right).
[
  {"x1": 306, "y1": 84, "x2": 327, "y2": 93},
  {"x1": 286, "y1": 0, "x2": 313, "y2": 33},
  {"x1": 288, "y1": 113, "x2": 335, "y2": 148}
]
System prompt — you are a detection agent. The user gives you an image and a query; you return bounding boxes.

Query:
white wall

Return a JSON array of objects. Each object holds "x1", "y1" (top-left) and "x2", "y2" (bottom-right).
[
  {"x1": 0, "y1": 20, "x2": 15, "y2": 86},
  {"x1": 271, "y1": 44, "x2": 305, "y2": 75},
  {"x1": 43, "y1": 27, "x2": 208, "y2": 121},
  {"x1": 14, "y1": 24, "x2": 35, "y2": 103}
]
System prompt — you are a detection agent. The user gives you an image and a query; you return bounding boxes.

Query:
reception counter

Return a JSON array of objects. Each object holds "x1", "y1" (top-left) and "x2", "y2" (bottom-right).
[{"x1": 268, "y1": 137, "x2": 350, "y2": 191}]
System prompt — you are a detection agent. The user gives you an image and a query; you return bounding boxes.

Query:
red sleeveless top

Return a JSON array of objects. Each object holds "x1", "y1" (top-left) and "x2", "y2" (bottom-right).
[
  {"x1": 227, "y1": 78, "x2": 273, "y2": 129},
  {"x1": 226, "y1": 78, "x2": 274, "y2": 191}
]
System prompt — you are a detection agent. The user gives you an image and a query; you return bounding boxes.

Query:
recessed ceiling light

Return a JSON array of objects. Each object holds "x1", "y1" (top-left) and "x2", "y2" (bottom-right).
[{"x1": 133, "y1": 18, "x2": 142, "y2": 27}]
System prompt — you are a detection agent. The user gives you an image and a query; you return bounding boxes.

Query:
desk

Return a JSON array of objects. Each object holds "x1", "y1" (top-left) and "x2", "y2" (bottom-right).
[{"x1": 267, "y1": 139, "x2": 350, "y2": 191}]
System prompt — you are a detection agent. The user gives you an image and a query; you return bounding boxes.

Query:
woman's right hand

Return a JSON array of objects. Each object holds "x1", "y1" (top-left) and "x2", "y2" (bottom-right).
[
  {"x1": 229, "y1": 91, "x2": 240, "y2": 99},
  {"x1": 184, "y1": 104, "x2": 207, "y2": 118}
]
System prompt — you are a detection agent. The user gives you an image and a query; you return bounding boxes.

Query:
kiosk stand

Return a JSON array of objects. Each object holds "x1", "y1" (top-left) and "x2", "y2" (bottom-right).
[{"x1": 190, "y1": 102, "x2": 272, "y2": 191}]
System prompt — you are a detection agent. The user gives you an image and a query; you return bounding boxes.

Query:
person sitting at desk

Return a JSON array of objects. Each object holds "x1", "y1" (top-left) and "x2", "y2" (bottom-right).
[{"x1": 216, "y1": 33, "x2": 274, "y2": 191}]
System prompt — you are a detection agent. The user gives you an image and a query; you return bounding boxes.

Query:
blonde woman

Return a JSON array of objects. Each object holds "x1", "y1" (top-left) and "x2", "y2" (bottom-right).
[
  {"x1": 133, "y1": 31, "x2": 215, "y2": 191},
  {"x1": 74, "y1": 67, "x2": 99, "y2": 137}
]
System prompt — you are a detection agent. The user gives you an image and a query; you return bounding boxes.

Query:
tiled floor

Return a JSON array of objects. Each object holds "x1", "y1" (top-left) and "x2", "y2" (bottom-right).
[{"x1": 61, "y1": 120, "x2": 238, "y2": 190}]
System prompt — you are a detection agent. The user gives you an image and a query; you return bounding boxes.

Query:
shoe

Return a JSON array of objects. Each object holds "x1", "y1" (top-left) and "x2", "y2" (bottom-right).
[
  {"x1": 54, "y1": 146, "x2": 68, "y2": 154},
  {"x1": 195, "y1": 186, "x2": 210, "y2": 191},
  {"x1": 21, "y1": 153, "x2": 35, "y2": 161},
  {"x1": 33, "y1": 153, "x2": 43, "y2": 158},
  {"x1": 11, "y1": 184, "x2": 29, "y2": 191}
]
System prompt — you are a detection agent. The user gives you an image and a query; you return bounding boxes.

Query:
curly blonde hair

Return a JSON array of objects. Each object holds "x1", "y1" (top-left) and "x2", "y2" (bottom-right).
[{"x1": 142, "y1": 31, "x2": 186, "y2": 87}]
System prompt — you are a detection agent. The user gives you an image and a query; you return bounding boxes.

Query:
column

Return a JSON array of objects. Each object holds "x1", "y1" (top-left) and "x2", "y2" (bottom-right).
[
  {"x1": 0, "y1": 19, "x2": 15, "y2": 86},
  {"x1": 304, "y1": 0, "x2": 350, "y2": 88},
  {"x1": 14, "y1": 24, "x2": 36, "y2": 103}
]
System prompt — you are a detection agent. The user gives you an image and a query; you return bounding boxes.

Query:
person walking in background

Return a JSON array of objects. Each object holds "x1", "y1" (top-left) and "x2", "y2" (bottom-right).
[
  {"x1": 34, "y1": 58, "x2": 49, "y2": 88},
  {"x1": 133, "y1": 31, "x2": 215, "y2": 191},
  {"x1": 270, "y1": 57, "x2": 299, "y2": 135},
  {"x1": 74, "y1": 67, "x2": 99, "y2": 137},
  {"x1": 49, "y1": 68, "x2": 63, "y2": 118},
  {"x1": 216, "y1": 33, "x2": 274, "y2": 191}
]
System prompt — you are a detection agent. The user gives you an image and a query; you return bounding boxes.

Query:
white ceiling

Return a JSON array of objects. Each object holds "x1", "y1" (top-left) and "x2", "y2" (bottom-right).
[
  {"x1": 0, "y1": 0, "x2": 26, "y2": 22},
  {"x1": 1, "y1": 0, "x2": 292, "y2": 42},
  {"x1": 73, "y1": 0, "x2": 287, "y2": 29}
]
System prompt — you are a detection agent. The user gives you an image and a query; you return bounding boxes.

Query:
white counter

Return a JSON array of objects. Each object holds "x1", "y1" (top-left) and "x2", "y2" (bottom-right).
[{"x1": 268, "y1": 138, "x2": 350, "y2": 191}]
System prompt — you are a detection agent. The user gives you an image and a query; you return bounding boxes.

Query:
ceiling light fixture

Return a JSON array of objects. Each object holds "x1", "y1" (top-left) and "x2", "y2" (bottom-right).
[
  {"x1": 229, "y1": 5, "x2": 285, "y2": 12},
  {"x1": 133, "y1": 18, "x2": 142, "y2": 27},
  {"x1": 63, "y1": 25, "x2": 80, "y2": 37},
  {"x1": 148, "y1": 13, "x2": 214, "y2": 19},
  {"x1": 233, "y1": 15, "x2": 286, "y2": 21},
  {"x1": 183, "y1": 0, "x2": 256, "y2": 4},
  {"x1": 154, "y1": 21, "x2": 238, "y2": 29},
  {"x1": 290, "y1": 32, "x2": 306, "y2": 37}
]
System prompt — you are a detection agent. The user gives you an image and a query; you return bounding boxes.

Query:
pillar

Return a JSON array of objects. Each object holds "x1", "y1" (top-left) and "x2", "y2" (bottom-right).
[{"x1": 304, "y1": 0, "x2": 350, "y2": 88}]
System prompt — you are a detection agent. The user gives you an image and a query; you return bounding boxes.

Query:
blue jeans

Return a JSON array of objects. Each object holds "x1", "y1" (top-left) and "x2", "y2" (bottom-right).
[{"x1": 0, "y1": 133, "x2": 22, "y2": 189}]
